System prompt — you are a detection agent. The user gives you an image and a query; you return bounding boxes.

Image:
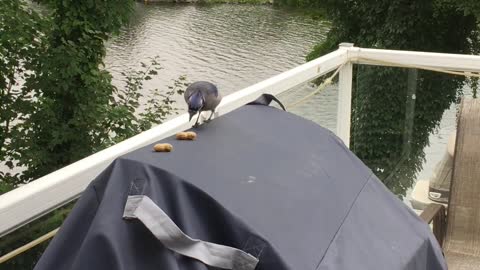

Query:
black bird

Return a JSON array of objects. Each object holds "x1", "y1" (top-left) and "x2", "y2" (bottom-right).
[{"x1": 184, "y1": 81, "x2": 222, "y2": 127}]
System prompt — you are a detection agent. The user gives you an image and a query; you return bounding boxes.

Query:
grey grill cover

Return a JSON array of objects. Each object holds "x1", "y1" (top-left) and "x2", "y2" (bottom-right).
[{"x1": 34, "y1": 103, "x2": 446, "y2": 270}]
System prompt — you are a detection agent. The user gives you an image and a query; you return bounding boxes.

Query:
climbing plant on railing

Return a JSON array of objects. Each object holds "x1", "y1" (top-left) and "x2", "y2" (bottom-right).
[
  {"x1": 448, "y1": 0, "x2": 480, "y2": 18},
  {"x1": 307, "y1": 0, "x2": 480, "y2": 198}
]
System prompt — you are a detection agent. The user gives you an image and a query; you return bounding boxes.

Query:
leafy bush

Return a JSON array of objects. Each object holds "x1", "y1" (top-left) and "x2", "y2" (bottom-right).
[
  {"x1": 0, "y1": 1, "x2": 187, "y2": 268},
  {"x1": 1, "y1": 0, "x2": 187, "y2": 187}
]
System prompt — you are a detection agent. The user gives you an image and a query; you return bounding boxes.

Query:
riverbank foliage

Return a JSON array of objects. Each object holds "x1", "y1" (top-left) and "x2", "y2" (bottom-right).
[
  {"x1": 200, "y1": 0, "x2": 273, "y2": 4},
  {"x1": 0, "y1": 0, "x2": 187, "y2": 268},
  {"x1": 306, "y1": 0, "x2": 480, "y2": 198},
  {"x1": 0, "y1": 0, "x2": 188, "y2": 191}
]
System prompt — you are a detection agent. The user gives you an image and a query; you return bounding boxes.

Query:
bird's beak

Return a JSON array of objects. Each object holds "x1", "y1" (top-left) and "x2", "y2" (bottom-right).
[{"x1": 189, "y1": 111, "x2": 195, "y2": 122}]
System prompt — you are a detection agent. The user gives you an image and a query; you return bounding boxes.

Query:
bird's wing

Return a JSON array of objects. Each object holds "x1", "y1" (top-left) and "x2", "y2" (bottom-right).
[
  {"x1": 212, "y1": 86, "x2": 219, "y2": 97},
  {"x1": 184, "y1": 87, "x2": 194, "y2": 102},
  {"x1": 201, "y1": 83, "x2": 219, "y2": 97}
]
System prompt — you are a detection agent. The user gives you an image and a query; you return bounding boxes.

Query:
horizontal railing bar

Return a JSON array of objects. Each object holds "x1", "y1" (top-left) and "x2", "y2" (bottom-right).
[
  {"x1": 348, "y1": 47, "x2": 480, "y2": 72},
  {"x1": 0, "y1": 48, "x2": 348, "y2": 237},
  {"x1": 3, "y1": 45, "x2": 478, "y2": 237},
  {"x1": 217, "y1": 49, "x2": 348, "y2": 115}
]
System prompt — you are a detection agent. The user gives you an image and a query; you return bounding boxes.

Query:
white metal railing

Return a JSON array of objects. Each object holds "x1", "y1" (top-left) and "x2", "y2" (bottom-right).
[{"x1": 1, "y1": 44, "x2": 480, "y2": 237}]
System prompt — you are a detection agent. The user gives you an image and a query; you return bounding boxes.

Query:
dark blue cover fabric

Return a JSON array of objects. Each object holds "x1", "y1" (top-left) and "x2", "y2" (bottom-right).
[{"x1": 34, "y1": 104, "x2": 446, "y2": 270}]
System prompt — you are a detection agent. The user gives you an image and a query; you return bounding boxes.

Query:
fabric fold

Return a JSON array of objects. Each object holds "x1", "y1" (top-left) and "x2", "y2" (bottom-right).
[{"x1": 123, "y1": 195, "x2": 259, "y2": 270}]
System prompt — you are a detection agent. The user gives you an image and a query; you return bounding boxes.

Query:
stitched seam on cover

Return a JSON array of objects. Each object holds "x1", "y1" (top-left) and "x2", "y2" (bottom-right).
[{"x1": 314, "y1": 173, "x2": 374, "y2": 270}]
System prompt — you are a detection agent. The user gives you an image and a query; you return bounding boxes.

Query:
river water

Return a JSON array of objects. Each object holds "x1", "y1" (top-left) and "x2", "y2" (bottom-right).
[
  {"x1": 105, "y1": 3, "x2": 329, "y2": 100},
  {"x1": 104, "y1": 2, "x2": 340, "y2": 136}
]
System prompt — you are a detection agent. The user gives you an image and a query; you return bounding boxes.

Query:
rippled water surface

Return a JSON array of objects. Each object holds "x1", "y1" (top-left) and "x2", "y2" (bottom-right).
[{"x1": 105, "y1": 3, "x2": 329, "y2": 95}]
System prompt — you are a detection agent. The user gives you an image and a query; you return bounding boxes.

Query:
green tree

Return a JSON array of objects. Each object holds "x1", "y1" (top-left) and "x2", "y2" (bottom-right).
[
  {"x1": 1, "y1": 0, "x2": 187, "y2": 186},
  {"x1": 0, "y1": 0, "x2": 47, "y2": 184},
  {"x1": 0, "y1": 1, "x2": 187, "y2": 268},
  {"x1": 274, "y1": 0, "x2": 322, "y2": 9},
  {"x1": 308, "y1": 0, "x2": 479, "y2": 197},
  {"x1": 445, "y1": 0, "x2": 480, "y2": 17},
  {"x1": 18, "y1": 0, "x2": 135, "y2": 181}
]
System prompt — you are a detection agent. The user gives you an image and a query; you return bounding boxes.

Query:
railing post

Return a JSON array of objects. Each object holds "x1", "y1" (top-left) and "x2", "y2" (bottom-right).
[{"x1": 337, "y1": 43, "x2": 354, "y2": 148}]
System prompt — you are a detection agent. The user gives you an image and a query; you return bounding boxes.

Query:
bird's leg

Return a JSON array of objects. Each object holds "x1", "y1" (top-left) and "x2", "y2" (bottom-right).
[
  {"x1": 193, "y1": 112, "x2": 202, "y2": 127},
  {"x1": 205, "y1": 111, "x2": 215, "y2": 123}
]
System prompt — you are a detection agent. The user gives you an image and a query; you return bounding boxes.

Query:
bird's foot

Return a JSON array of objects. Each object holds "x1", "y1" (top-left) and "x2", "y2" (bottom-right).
[{"x1": 204, "y1": 111, "x2": 215, "y2": 123}]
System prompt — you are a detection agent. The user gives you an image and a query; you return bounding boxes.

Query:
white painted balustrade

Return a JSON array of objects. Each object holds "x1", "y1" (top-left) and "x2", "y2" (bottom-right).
[{"x1": 1, "y1": 45, "x2": 480, "y2": 237}]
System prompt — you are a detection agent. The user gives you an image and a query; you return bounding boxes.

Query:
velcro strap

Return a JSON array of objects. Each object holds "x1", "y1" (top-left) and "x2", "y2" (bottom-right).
[{"x1": 123, "y1": 195, "x2": 259, "y2": 270}]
